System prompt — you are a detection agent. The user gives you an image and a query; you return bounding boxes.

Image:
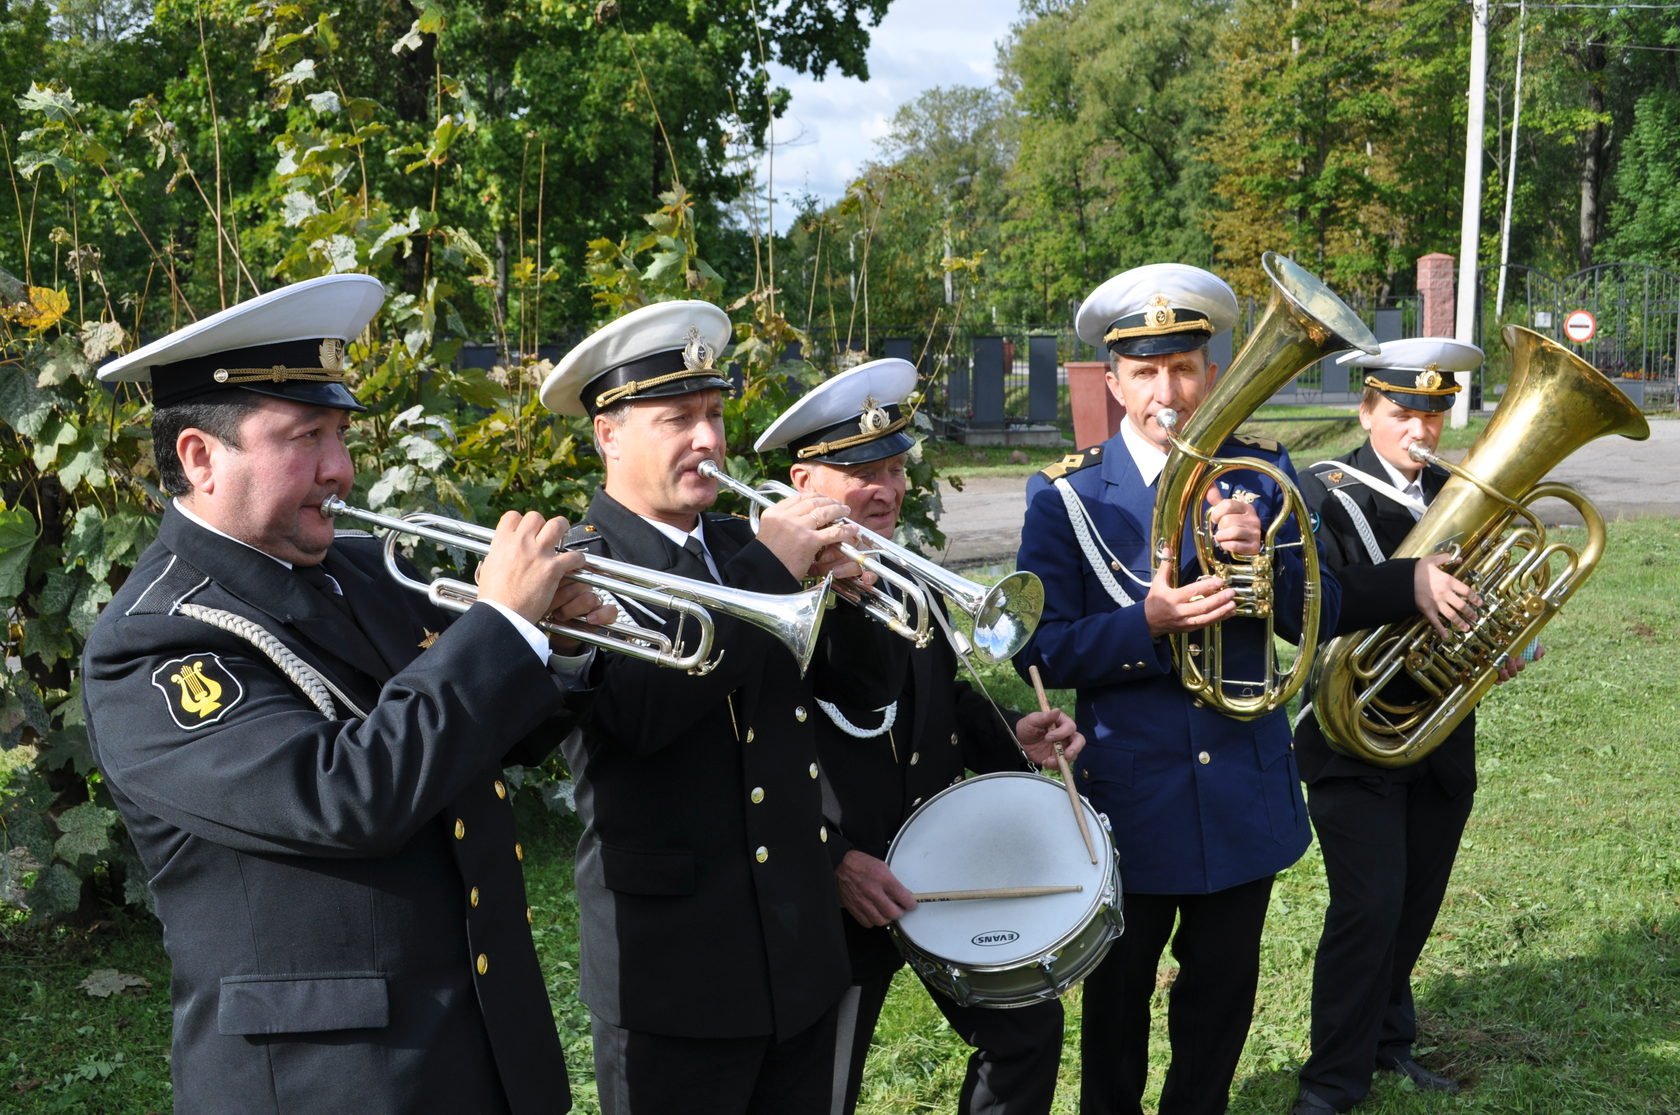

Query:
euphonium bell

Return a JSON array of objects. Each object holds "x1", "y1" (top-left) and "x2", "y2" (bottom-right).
[
  {"x1": 1311, "y1": 324, "x2": 1650, "y2": 765},
  {"x1": 1149, "y1": 252, "x2": 1380, "y2": 718}
]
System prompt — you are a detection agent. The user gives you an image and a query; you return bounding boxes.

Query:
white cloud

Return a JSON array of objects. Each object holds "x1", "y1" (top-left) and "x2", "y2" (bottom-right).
[{"x1": 754, "y1": 0, "x2": 1023, "y2": 232}]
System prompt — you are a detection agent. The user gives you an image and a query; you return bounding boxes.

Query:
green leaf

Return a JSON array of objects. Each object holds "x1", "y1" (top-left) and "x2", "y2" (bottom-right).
[
  {"x1": 38, "y1": 724, "x2": 94, "y2": 775},
  {"x1": 25, "y1": 861, "x2": 82, "y2": 917},
  {"x1": 53, "y1": 802, "x2": 117, "y2": 863},
  {"x1": 0, "y1": 360, "x2": 55, "y2": 437},
  {"x1": 29, "y1": 417, "x2": 74, "y2": 471},
  {"x1": 0, "y1": 846, "x2": 42, "y2": 909},
  {"x1": 15, "y1": 84, "x2": 77, "y2": 122},
  {"x1": 79, "y1": 320, "x2": 125, "y2": 364},
  {"x1": 35, "y1": 341, "x2": 84, "y2": 388},
  {"x1": 0, "y1": 504, "x2": 36, "y2": 603},
  {"x1": 78, "y1": 969, "x2": 151, "y2": 998}
]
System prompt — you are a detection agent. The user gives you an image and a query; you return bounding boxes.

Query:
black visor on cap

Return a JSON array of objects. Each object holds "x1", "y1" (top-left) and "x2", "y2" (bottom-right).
[
  {"x1": 582, "y1": 349, "x2": 733, "y2": 417},
  {"x1": 151, "y1": 340, "x2": 366, "y2": 411},
  {"x1": 787, "y1": 404, "x2": 914, "y2": 465},
  {"x1": 1107, "y1": 328, "x2": 1212, "y2": 358},
  {"x1": 1103, "y1": 308, "x2": 1213, "y2": 358}
]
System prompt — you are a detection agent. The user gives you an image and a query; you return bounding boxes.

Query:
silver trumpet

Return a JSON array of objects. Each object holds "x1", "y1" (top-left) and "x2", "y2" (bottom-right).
[
  {"x1": 319, "y1": 497, "x2": 830, "y2": 676},
  {"x1": 698, "y1": 462, "x2": 1044, "y2": 663}
]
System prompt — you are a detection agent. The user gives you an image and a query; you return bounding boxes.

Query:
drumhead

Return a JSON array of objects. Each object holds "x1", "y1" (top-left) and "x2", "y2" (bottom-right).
[{"x1": 887, "y1": 771, "x2": 1114, "y2": 969}]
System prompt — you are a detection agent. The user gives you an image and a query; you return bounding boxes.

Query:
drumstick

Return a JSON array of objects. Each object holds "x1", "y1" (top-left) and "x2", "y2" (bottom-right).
[
  {"x1": 911, "y1": 884, "x2": 1085, "y2": 902},
  {"x1": 1028, "y1": 665, "x2": 1098, "y2": 865}
]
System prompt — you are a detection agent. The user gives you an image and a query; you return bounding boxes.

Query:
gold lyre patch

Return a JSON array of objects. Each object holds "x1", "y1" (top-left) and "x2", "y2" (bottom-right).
[{"x1": 151, "y1": 652, "x2": 245, "y2": 731}]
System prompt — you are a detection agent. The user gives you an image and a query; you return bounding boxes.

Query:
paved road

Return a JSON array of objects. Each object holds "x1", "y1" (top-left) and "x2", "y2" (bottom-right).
[{"x1": 932, "y1": 416, "x2": 1678, "y2": 569}]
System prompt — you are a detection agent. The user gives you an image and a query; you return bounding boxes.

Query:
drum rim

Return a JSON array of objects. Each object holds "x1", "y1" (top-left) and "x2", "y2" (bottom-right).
[{"x1": 885, "y1": 770, "x2": 1120, "y2": 970}]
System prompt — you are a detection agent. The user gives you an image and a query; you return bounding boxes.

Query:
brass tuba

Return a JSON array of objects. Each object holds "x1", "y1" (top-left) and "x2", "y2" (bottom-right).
[
  {"x1": 1149, "y1": 252, "x2": 1380, "y2": 719},
  {"x1": 1312, "y1": 324, "x2": 1651, "y2": 765}
]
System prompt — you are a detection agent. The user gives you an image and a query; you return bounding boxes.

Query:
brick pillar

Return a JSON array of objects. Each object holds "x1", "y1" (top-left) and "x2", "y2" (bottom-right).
[{"x1": 1417, "y1": 253, "x2": 1456, "y2": 338}]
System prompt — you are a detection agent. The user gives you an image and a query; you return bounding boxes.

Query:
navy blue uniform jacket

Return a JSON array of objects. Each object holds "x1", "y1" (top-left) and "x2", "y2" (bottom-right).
[{"x1": 1014, "y1": 432, "x2": 1341, "y2": 894}]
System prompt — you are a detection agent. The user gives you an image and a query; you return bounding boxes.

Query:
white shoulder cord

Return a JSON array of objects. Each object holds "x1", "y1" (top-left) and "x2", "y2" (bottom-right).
[
  {"x1": 1053, "y1": 477, "x2": 1148, "y2": 608},
  {"x1": 816, "y1": 698, "x2": 898, "y2": 739},
  {"x1": 1307, "y1": 459, "x2": 1427, "y2": 518},
  {"x1": 1327, "y1": 489, "x2": 1388, "y2": 565},
  {"x1": 177, "y1": 603, "x2": 369, "y2": 720}
]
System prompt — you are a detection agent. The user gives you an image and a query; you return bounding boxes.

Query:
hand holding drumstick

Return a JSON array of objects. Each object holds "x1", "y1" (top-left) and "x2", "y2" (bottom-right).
[{"x1": 1026, "y1": 665, "x2": 1097, "y2": 864}]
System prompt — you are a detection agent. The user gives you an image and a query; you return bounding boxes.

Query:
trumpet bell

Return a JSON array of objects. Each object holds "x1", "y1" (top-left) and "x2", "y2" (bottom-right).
[{"x1": 971, "y1": 571, "x2": 1044, "y2": 663}]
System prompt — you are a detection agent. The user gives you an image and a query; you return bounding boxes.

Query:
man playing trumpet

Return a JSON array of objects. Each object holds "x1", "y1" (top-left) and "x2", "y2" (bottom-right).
[
  {"x1": 82, "y1": 275, "x2": 605, "y2": 1113},
  {"x1": 538, "y1": 301, "x2": 908, "y2": 1114},
  {"x1": 754, "y1": 358, "x2": 1085, "y2": 1115}
]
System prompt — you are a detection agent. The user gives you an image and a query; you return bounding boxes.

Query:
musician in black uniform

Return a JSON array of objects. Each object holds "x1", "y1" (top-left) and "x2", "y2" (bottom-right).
[
  {"x1": 82, "y1": 276, "x2": 608, "y2": 1113},
  {"x1": 1292, "y1": 339, "x2": 1536, "y2": 1114},
  {"x1": 538, "y1": 302, "x2": 908, "y2": 1115},
  {"x1": 753, "y1": 359, "x2": 1085, "y2": 1115}
]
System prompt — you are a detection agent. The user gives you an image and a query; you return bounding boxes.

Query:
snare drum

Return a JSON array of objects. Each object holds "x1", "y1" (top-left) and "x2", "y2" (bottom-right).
[{"x1": 885, "y1": 771, "x2": 1123, "y2": 1008}]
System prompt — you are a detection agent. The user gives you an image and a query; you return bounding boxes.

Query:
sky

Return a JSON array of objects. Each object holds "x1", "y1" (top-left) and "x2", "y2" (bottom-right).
[{"x1": 754, "y1": 0, "x2": 1025, "y2": 233}]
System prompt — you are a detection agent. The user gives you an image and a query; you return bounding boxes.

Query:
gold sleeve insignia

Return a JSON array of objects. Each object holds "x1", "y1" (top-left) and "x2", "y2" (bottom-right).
[{"x1": 151, "y1": 652, "x2": 245, "y2": 731}]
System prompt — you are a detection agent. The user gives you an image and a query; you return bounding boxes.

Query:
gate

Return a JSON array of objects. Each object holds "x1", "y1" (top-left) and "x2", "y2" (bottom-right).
[{"x1": 1476, "y1": 262, "x2": 1679, "y2": 411}]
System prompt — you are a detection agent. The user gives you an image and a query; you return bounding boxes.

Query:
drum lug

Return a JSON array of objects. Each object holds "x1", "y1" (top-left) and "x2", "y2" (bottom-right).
[
  {"x1": 945, "y1": 965, "x2": 975, "y2": 1007},
  {"x1": 1037, "y1": 951, "x2": 1060, "y2": 976}
]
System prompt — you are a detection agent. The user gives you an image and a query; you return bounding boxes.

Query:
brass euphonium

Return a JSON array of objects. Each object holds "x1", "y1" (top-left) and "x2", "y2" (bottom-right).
[
  {"x1": 1312, "y1": 324, "x2": 1651, "y2": 765},
  {"x1": 1149, "y1": 252, "x2": 1380, "y2": 718}
]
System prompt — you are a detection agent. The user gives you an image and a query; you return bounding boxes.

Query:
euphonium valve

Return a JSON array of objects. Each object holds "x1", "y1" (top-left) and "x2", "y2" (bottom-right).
[
  {"x1": 1311, "y1": 324, "x2": 1651, "y2": 765},
  {"x1": 1149, "y1": 252, "x2": 1380, "y2": 718}
]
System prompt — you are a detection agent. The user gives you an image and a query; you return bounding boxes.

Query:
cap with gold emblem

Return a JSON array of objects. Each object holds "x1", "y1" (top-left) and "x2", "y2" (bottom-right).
[
  {"x1": 98, "y1": 274, "x2": 383, "y2": 411},
  {"x1": 1075, "y1": 263, "x2": 1240, "y2": 357},
  {"x1": 540, "y1": 300, "x2": 734, "y2": 418},
  {"x1": 1337, "y1": 337, "x2": 1479, "y2": 413},
  {"x1": 753, "y1": 357, "x2": 917, "y2": 465}
]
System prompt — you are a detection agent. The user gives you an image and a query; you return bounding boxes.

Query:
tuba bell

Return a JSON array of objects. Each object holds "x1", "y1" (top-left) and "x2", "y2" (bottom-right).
[
  {"x1": 1311, "y1": 324, "x2": 1651, "y2": 765},
  {"x1": 1149, "y1": 252, "x2": 1380, "y2": 719}
]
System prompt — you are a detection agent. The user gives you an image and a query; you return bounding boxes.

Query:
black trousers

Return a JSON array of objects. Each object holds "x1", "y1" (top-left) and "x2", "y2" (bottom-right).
[
  {"x1": 1297, "y1": 771, "x2": 1473, "y2": 1111},
  {"x1": 828, "y1": 970, "x2": 1064, "y2": 1115},
  {"x1": 1079, "y1": 876, "x2": 1276, "y2": 1115},
  {"x1": 591, "y1": 1001, "x2": 841, "y2": 1115}
]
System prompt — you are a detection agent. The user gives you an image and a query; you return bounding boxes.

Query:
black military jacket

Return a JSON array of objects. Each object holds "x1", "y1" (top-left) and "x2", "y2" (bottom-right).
[
  {"x1": 82, "y1": 507, "x2": 577, "y2": 1114},
  {"x1": 1298, "y1": 441, "x2": 1476, "y2": 795},
  {"x1": 562, "y1": 490, "x2": 907, "y2": 1041},
  {"x1": 815, "y1": 619, "x2": 1029, "y2": 980}
]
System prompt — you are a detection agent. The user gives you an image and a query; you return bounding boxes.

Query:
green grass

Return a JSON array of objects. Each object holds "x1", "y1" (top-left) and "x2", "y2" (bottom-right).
[{"x1": 6, "y1": 517, "x2": 1677, "y2": 1112}]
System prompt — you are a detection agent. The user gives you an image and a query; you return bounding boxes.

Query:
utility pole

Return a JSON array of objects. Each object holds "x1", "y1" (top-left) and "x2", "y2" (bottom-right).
[{"x1": 1453, "y1": 0, "x2": 1490, "y2": 429}]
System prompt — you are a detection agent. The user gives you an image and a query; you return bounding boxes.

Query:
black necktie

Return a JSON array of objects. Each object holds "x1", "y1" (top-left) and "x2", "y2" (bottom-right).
[
  {"x1": 296, "y1": 563, "x2": 352, "y2": 617},
  {"x1": 681, "y1": 536, "x2": 715, "y2": 583}
]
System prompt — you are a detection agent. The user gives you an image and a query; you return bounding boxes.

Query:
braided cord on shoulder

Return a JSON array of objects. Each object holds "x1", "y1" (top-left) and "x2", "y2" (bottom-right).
[
  {"x1": 1053, "y1": 477, "x2": 1147, "y2": 608},
  {"x1": 177, "y1": 604, "x2": 368, "y2": 720}
]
